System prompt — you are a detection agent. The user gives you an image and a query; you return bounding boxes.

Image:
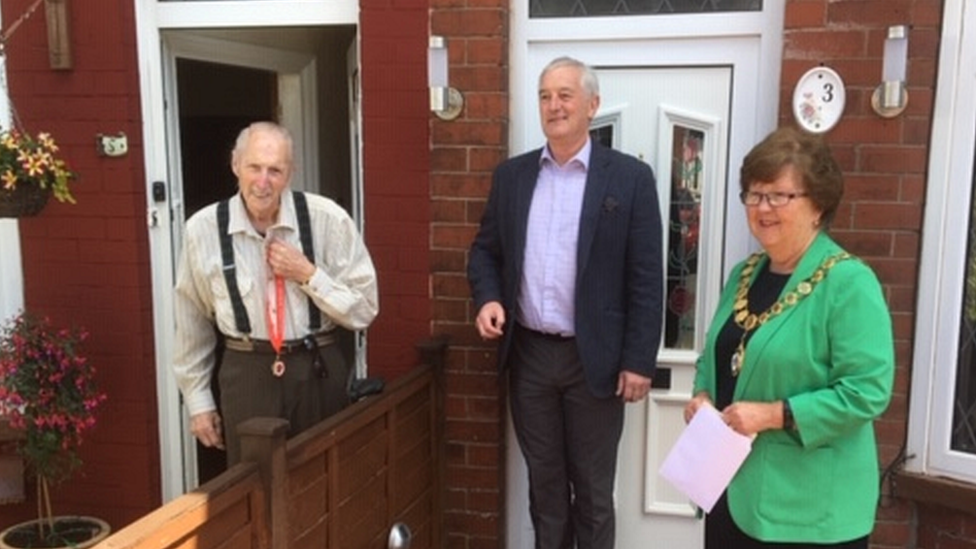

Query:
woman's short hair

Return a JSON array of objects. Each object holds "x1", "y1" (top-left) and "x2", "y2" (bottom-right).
[{"x1": 740, "y1": 126, "x2": 844, "y2": 227}]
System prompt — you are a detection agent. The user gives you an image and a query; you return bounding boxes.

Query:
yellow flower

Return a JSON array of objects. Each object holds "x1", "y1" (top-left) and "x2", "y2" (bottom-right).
[
  {"x1": 2, "y1": 170, "x2": 17, "y2": 190},
  {"x1": 23, "y1": 155, "x2": 45, "y2": 178},
  {"x1": 37, "y1": 132, "x2": 59, "y2": 153},
  {"x1": 0, "y1": 129, "x2": 76, "y2": 204}
]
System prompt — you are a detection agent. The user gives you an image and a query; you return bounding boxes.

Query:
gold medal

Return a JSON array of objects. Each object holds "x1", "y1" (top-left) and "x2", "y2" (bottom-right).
[
  {"x1": 731, "y1": 342, "x2": 744, "y2": 377},
  {"x1": 272, "y1": 358, "x2": 286, "y2": 377}
]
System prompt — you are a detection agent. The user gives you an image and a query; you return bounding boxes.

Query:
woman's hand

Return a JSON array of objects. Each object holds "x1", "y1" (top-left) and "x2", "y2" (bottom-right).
[
  {"x1": 722, "y1": 401, "x2": 782, "y2": 436},
  {"x1": 684, "y1": 391, "x2": 713, "y2": 423}
]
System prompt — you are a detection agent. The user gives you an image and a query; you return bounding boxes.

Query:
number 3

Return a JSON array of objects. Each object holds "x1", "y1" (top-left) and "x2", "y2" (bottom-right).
[{"x1": 822, "y1": 83, "x2": 834, "y2": 103}]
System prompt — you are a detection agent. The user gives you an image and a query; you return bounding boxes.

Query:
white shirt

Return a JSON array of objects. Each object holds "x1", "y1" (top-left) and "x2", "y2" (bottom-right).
[{"x1": 172, "y1": 191, "x2": 379, "y2": 415}]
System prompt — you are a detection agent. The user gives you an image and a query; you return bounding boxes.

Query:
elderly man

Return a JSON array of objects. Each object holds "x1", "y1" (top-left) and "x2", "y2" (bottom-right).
[{"x1": 173, "y1": 121, "x2": 379, "y2": 465}]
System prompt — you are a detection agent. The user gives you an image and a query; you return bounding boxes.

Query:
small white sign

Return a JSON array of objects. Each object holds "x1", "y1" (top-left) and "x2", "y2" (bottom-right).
[{"x1": 792, "y1": 66, "x2": 847, "y2": 134}]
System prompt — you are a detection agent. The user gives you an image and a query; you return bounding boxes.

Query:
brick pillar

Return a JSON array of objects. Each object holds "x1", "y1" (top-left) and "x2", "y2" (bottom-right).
[{"x1": 430, "y1": 1, "x2": 510, "y2": 547}]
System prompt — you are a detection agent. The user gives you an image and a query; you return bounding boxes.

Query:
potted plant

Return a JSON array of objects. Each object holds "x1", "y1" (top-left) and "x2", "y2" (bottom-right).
[
  {"x1": 0, "y1": 129, "x2": 76, "y2": 218},
  {"x1": 0, "y1": 312, "x2": 109, "y2": 549}
]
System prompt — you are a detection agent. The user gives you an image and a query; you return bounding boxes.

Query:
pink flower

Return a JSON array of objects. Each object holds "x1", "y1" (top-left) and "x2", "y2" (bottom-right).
[{"x1": 0, "y1": 312, "x2": 105, "y2": 487}]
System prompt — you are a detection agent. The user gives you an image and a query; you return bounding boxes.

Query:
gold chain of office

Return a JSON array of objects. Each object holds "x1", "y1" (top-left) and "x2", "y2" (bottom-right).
[{"x1": 729, "y1": 251, "x2": 852, "y2": 377}]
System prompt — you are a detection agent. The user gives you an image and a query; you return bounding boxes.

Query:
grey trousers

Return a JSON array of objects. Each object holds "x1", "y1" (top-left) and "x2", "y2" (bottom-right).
[
  {"x1": 509, "y1": 325, "x2": 625, "y2": 549},
  {"x1": 218, "y1": 341, "x2": 348, "y2": 465}
]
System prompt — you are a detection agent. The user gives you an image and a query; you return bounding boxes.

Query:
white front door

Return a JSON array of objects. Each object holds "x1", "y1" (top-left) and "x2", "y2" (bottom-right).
[
  {"x1": 509, "y1": 6, "x2": 784, "y2": 547},
  {"x1": 595, "y1": 66, "x2": 731, "y2": 548}
]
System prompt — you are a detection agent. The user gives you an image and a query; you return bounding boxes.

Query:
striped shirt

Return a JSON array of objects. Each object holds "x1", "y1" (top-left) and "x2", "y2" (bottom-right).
[
  {"x1": 172, "y1": 191, "x2": 379, "y2": 415},
  {"x1": 517, "y1": 139, "x2": 591, "y2": 336}
]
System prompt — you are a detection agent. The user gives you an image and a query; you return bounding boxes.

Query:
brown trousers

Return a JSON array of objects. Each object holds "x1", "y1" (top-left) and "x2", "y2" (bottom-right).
[{"x1": 218, "y1": 342, "x2": 349, "y2": 465}]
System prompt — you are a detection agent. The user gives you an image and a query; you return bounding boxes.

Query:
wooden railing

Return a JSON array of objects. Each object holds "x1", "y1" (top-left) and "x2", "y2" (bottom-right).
[{"x1": 94, "y1": 360, "x2": 442, "y2": 549}]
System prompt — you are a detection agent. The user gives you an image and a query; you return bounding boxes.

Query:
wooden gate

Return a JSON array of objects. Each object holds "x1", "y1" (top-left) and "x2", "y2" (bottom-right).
[{"x1": 94, "y1": 359, "x2": 443, "y2": 549}]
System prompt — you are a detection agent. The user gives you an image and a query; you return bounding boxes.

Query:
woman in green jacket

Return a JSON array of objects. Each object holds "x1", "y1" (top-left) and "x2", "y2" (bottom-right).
[{"x1": 684, "y1": 127, "x2": 894, "y2": 548}]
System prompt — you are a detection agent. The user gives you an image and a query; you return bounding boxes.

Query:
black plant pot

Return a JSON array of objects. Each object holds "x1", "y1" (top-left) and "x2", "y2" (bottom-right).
[
  {"x1": 0, "y1": 516, "x2": 110, "y2": 549},
  {"x1": 0, "y1": 184, "x2": 52, "y2": 218}
]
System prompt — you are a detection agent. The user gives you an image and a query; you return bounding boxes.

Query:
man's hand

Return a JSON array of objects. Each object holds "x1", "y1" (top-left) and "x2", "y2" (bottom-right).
[
  {"x1": 616, "y1": 370, "x2": 652, "y2": 403},
  {"x1": 475, "y1": 301, "x2": 506, "y2": 340},
  {"x1": 266, "y1": 238, "x2": 316, "y2": 283},
  {"x1": 190, "y1": 411, "x2": 225, "y2": 450}
]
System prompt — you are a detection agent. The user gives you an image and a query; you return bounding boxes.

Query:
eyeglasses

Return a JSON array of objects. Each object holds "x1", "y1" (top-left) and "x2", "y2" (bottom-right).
[{"x1": 739, "y1": 191, "x2": 808, "y2": 207}]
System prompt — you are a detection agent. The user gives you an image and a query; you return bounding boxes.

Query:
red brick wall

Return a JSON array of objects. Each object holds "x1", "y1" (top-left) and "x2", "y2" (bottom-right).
[
  {"x1": 916, "y1": 502, "x2": 976, "y2": 549},
  {"x1": 0, "y1": 0, "x2": 160, "y2": 530},
  {"x1": 429, "y1": 0, "x2": 510, "y2": 547}
]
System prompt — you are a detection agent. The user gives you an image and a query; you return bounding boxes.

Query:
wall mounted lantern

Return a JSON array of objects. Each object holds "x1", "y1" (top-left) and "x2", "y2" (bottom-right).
[
  {"x1": 428, "y1": 36, "x2": 463, "y2": 121},
  {"x1": 871, "y1": 25, "x2": 908, "y2": 118}
]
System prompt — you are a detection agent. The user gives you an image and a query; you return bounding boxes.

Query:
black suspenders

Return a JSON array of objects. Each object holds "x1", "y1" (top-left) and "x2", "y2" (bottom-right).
[
  {"x1": 216, "y1": 191, "x2": 321, "y2": 338},
  {"x1": 292, "y1": 192, "x2": 322, "y2": 331}
]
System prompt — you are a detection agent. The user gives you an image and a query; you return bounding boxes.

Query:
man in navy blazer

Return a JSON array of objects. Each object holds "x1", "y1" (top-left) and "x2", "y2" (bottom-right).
[{"x1": 468, "y1": 57, "x2": 664, "y2": 549}]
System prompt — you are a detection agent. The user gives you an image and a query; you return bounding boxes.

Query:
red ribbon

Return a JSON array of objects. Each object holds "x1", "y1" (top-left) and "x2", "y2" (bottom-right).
[{"x1": 266, "y1": 276, "x2": 285, "y2": 354}]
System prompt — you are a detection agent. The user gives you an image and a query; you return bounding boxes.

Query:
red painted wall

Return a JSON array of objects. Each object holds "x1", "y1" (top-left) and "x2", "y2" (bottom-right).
[
  {"x1": 0, "y1": 0, "x2": 160, "y2": 531},
  {"x1": 359, "y1": 0, "x2": 434, "y2": 381}
]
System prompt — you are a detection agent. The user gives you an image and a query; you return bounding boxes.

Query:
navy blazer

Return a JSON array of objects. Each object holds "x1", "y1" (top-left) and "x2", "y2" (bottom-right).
[{"x1": 468, "y1": 142, "x2": 664, "y2": 397}]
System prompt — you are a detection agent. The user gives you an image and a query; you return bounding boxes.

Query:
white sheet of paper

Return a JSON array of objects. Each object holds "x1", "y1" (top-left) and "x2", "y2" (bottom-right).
[{"x1": 658, "y1": 403, "x2": 754, "y2": 513}]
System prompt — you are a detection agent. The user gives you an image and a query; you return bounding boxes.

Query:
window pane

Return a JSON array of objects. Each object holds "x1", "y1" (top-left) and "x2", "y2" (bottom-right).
[
  {"x1": 952, "y1": 138, "x2": 976, "y2": 455},
  {"x1": 590, "y1": 124, "x2": 614, "y2": 148},
  {"x1": 665, "y1": 126, "x2": 702, "y2": 350},
  {"x1": 530, "y1": 0, "x2": 761, "y2": 18}
]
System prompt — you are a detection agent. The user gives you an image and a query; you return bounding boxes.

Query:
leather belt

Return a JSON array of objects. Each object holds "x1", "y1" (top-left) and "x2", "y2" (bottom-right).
[
  {"x1": 224, "y1": 330, "x2": 337, "y2": 355},
  {"x1": 518, "y1": 324, "x2": 575, "y2": 342}
]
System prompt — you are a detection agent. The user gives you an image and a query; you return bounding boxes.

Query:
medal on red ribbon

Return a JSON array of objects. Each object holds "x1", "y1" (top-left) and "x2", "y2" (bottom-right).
[{"x1": 266, "y1": 274, "x2": 286, "y2": 377}]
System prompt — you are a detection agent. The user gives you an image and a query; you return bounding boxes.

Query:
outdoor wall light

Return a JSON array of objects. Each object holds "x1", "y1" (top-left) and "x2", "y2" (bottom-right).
[
  {"x1": 428, "y1": 36, "x2": 463, "y2": 121},
  {"x1": 871, "y1": 25, "x2": 908, "y2": 118}
]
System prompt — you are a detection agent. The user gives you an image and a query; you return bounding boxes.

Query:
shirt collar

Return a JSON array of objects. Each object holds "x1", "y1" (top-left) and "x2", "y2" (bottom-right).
[
  {"x1": 227, "y1": 191, "x2": 299, "y2": 237},
  {"x1": 540, "y1": 137, "x2": 592, "y2": 171}
]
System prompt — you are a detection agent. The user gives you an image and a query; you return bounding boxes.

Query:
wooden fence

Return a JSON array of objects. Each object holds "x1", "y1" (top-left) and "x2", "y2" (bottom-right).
[{"x1": 94, "y1": 358, "x2": 443, "y2": 549}]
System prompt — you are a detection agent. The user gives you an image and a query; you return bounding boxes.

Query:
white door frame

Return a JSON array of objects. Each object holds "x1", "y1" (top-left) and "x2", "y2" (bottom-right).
[
  {"x1": 508, "y1": 5, "x2": 784, "y2": 548},
  {"x1": 133, "y1": 0, "x2": 359, "y2": 502}
]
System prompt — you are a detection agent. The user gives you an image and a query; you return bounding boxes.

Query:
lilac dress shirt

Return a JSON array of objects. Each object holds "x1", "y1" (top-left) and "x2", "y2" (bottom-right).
[{"x1": 517, "y1": 139, "x2": 591, "y2": 337}]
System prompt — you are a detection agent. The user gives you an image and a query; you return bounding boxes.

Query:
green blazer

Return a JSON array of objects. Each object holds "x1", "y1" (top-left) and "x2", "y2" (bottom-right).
[{"x1": 693, "y1": 232, "x2": 894, "y2": 543}]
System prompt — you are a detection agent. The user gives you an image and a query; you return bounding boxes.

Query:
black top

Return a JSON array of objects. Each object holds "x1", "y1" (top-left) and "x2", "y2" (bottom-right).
[{"x1": 713, "y1": 262, "x2": 790, "y2": 409}]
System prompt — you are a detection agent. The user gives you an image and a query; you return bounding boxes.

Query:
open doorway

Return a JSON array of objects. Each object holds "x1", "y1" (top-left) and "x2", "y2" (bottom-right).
[{"x1": 175, "y1": 58, "x2": 277, "y2": 483}]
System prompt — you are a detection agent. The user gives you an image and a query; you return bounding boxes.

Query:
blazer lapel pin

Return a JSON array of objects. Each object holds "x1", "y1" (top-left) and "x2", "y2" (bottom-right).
[{"x1": 603, "y1": 196, "x2": 619, "y2": 213}]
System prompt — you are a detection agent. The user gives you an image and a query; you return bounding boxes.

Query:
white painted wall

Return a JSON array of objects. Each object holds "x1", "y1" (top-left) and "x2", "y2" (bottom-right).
[{"x1": 0, "y1": 6, "x2": 26, "y2": 324}]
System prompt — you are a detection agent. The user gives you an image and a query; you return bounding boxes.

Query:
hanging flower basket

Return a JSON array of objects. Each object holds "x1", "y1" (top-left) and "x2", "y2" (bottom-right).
[
  {"x1": 0, "y1": 129, "x2": 76, "y2": 218},
  {"x1": 0, "y1": 182, "x2": 52, "y2": 218}
]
